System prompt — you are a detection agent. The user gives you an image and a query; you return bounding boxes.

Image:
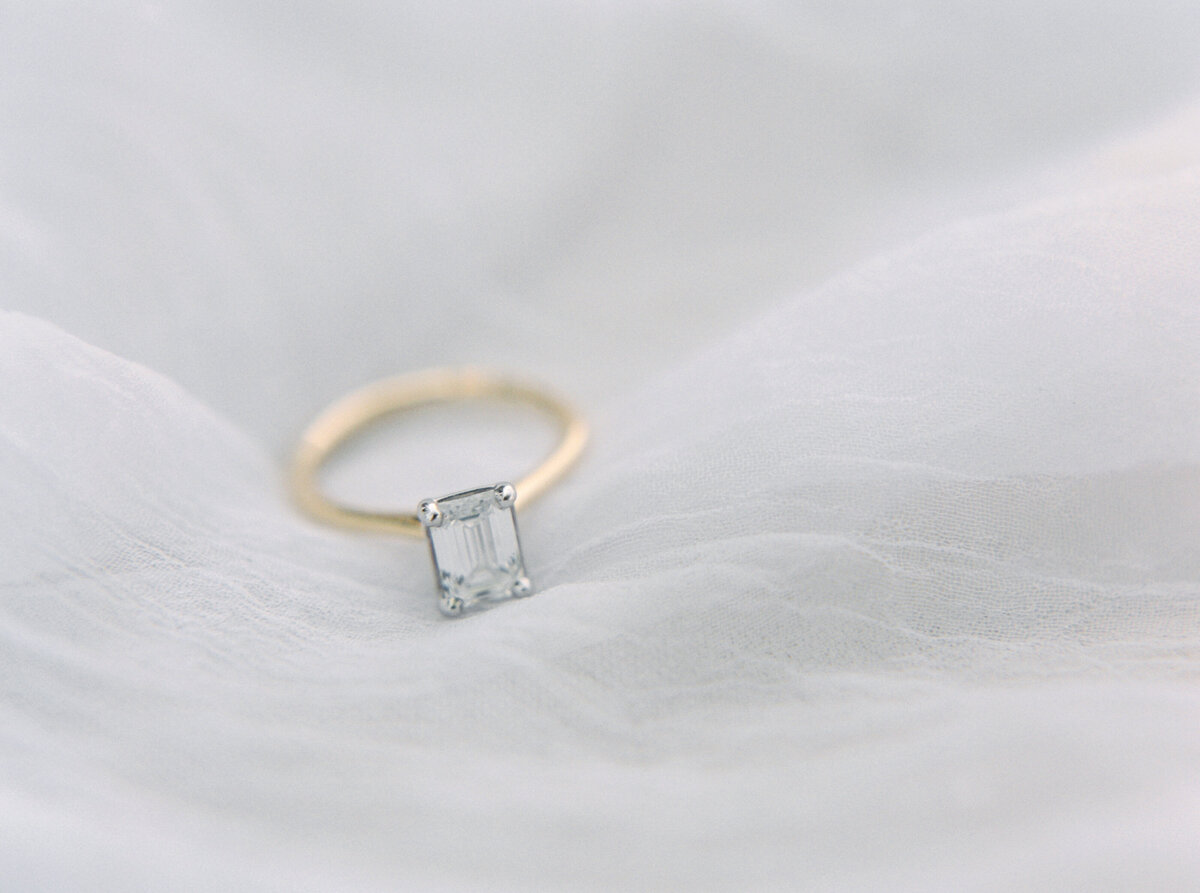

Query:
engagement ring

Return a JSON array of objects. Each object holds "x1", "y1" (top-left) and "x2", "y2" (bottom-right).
[{"x1": 289, "y1": 368, "x2": 587, "y2": 616}]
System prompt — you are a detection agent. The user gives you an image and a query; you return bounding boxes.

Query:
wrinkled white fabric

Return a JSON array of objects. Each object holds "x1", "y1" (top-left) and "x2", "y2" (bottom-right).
[{"x1": 2, "y1": 3, "x2": 1199, "y2": 891}]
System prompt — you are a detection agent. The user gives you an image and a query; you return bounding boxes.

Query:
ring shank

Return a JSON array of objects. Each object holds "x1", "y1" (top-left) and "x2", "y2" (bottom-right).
[{"x1": 289, "y1": 367, "x2": 588, "y2": 536}]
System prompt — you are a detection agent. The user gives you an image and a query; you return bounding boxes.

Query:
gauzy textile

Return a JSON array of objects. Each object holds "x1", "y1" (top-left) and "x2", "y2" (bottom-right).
[{"x1": 1, "y1": 4, "x2": 1199, "y2": 890}]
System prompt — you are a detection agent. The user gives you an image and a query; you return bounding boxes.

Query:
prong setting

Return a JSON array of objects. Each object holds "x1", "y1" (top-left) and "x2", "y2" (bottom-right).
[
  {"x1": 439, "y1": 595, "x2": 465, "y2": 617},
  {"x1": 423, "y1": 484, "x2": 531, "y2": 618},
  {"x1": 418, "y1": 498, "x2": 442, "y2": 528}
]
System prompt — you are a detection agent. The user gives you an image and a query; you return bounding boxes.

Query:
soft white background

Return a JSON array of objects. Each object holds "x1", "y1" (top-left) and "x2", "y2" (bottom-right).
[{"x1": 2, "y1": 2, "x2": 1199, "y2": 890}]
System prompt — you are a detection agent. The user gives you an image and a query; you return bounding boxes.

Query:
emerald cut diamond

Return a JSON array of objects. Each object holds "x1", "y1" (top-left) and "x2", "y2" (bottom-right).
[{"x1": 418, "y1": 482, "x2": 531, "y2": 616}]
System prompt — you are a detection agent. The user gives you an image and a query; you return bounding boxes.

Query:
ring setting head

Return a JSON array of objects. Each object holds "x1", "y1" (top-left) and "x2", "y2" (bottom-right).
[{"x1": 420, "y1": 482, "x2": 532, "y2": 616}]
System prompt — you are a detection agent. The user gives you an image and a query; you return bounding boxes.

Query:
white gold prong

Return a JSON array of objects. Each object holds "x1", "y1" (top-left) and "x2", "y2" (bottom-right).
[
  {"x1": 510, "y1": 576, "x2": 533, "y2": 598},
  {"x1": 418, "y1": 499, "x2": 442, "y2": 528},
  {"x1": 439, "y1": 594, "x2": 465, "y2": 617},
  {"x1": 493, "y1": 482, "x2": 517, "y2": 507}
]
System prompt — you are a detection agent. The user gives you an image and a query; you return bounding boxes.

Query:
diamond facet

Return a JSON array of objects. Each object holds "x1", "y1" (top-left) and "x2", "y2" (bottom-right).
[{"x1": 421, "y1": 483, "x2": 530, "y2": 615}]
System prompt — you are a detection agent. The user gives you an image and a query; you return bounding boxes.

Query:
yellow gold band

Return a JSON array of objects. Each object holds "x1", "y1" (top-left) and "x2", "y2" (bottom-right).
[{"x1": 289, "y1": 367, "x2": 588, "y2": 537}]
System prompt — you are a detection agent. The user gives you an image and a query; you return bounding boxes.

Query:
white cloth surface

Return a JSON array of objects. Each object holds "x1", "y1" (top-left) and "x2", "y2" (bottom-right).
[{"x1": 2, "y1": 3, "x2": 1199, "y2": 890}]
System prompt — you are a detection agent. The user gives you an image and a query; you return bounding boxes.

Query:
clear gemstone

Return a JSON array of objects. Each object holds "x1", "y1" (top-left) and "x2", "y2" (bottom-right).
[{"x1": 423, "y1": 484, "x2": 530, "y2": 614}]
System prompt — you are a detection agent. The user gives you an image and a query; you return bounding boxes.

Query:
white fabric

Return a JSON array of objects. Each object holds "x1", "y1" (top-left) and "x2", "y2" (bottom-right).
[{"x1": 2, "y1": 3, "x2": 1199, "y2": 890}]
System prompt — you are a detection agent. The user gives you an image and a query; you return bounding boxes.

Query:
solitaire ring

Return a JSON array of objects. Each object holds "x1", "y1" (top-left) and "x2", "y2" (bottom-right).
[{"x1": 289, "y1": 368, "x2": 587, "y2": 616}]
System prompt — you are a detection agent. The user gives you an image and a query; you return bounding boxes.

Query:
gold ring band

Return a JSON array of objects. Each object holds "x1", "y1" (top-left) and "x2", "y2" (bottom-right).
[{"x1": 289, "y1": 367, "x2": 588, "y2": 537}]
